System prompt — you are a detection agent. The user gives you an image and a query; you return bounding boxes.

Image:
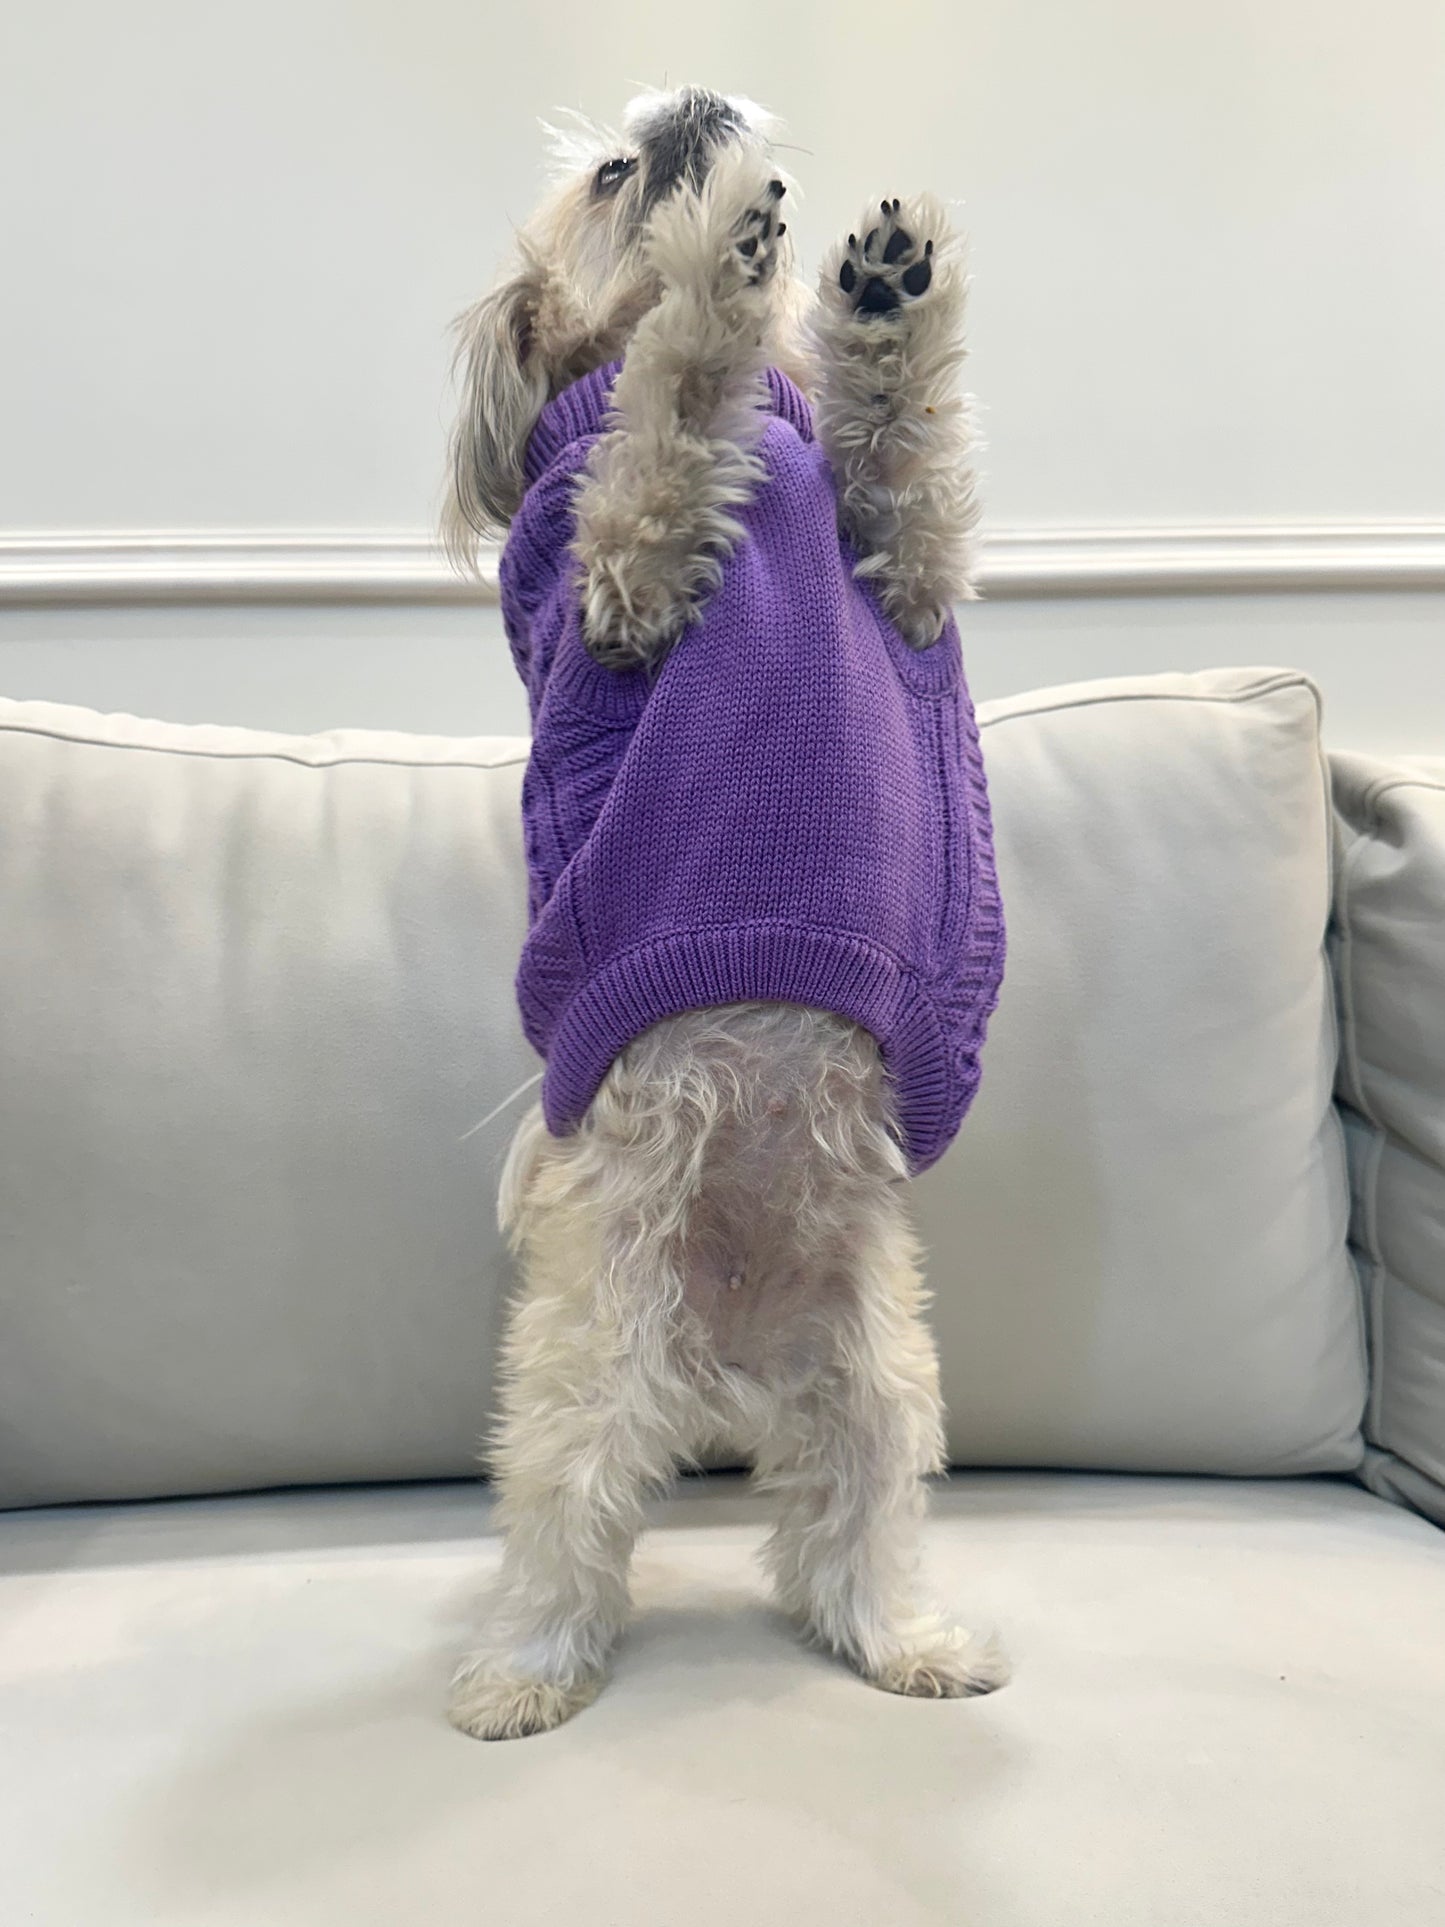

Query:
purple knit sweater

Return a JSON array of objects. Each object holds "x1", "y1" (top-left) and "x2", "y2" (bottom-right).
[{"x1": 499, "y1": 361, "x2": 1004, "y2": 1173}]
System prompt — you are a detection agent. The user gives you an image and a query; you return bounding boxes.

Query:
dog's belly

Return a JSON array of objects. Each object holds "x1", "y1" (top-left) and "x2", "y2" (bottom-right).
[
  {"x1": 583, "y1": 1002, "x2": 906, "y2": 1383},
  {"x1": 682, "y1": 1245, "x2": 847, "y2": 1379},
  {"x1": 677, "y1": 1147, "x2": 860, "y2": 1380}
]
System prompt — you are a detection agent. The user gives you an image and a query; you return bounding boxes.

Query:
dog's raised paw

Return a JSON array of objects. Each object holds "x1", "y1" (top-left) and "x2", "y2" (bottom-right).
[
  {"x1": 648, "y1": 153, "x2": 787, "y2": 305},
  {"x1": 729, "y1": 178, "x2": 787, "y2": 290},
  {"x1": 837, "y1": 199, "x2": 934, "y2": 318}
]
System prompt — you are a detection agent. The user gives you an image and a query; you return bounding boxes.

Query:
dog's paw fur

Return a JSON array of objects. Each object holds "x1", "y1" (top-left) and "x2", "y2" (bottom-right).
[
  {"x1": 727, "y1": 177, "x2": 787, "y2": 291},
  {"x1": 646, "y1": 144, "x2": 788, "y2": 308},
  {"x1": 448, "y1": 1661, "x2": 603, "y2": 1741},
  {"x1": 830, "y1": 198, "x2": 939, "y2": 320},
  {"x1": 864, "y1": 1628, "x2": 1011, "y2": 1700}
]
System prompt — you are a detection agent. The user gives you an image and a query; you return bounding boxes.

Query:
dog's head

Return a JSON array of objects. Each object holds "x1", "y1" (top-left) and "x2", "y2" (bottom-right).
[{"x1": 442, "y1": 86, "x2": 797, "y2": 567}]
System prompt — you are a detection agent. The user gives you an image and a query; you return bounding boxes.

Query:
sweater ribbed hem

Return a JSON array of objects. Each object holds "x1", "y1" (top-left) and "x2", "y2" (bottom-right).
[{"x1": 530, "y1": 922, "x2": 984, "y2": 1175}]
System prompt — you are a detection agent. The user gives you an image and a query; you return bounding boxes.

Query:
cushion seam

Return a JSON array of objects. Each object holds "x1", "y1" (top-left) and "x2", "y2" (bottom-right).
[
  {"x1": 978, "y1": 671, "x2": 1316, "y2": 733},
  {"x1": 1309, "y1": 720, "x2": 1370, "y2": 1456},
  {"x1": 1335, "y1": 776, "x2": 1395, "y2": 1452},
  {"x1": 0, "y1": 719, "x2": 530, "y2": 774}
]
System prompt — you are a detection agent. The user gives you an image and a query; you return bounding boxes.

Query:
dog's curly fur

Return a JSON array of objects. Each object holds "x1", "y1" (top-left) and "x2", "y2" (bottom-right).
[{"x1": 443, "y1": 87, "x2": 1003, "y2": 1740}]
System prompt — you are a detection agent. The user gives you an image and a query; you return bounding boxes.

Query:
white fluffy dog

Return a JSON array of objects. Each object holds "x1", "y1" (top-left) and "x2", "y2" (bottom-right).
[{"x1": 442, "y1": 85, "x2": 1006, "y2": 1739}]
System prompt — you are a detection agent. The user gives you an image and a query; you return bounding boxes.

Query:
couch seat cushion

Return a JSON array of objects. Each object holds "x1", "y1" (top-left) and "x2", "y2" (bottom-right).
[{"x1": 1, "y1": 1473, "x2": 1440, "y2": 1925}]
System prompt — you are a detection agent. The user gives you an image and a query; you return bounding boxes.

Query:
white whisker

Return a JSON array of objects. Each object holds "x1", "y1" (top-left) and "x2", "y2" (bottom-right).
[{"x1": 459, "y1": 1070, "x2": 545, "y2": 1142}]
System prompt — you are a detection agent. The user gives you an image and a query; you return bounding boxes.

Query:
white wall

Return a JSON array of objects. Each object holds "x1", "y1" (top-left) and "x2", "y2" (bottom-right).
[
  {"x1": 2, "y1": 595, "x2": 1439, "y2": 757},
  {"x1": 2, "y1": 0, "x2": 1443, "y2": 745}
]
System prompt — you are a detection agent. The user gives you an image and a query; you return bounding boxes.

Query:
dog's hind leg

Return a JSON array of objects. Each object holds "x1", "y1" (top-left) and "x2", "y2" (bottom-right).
[
  {"x1": 449, "y1": 1216, "x2": 688, "y2": 1740},
  {"x1": 811, "y1": 195, "x2": 979, "y2": 647},
  {"x1": 570, "y1": 143, "x2": 791, "y2": 670},
  {"x1": 752, "y1": 1198, "x2": 1009, "y2": 1699}
]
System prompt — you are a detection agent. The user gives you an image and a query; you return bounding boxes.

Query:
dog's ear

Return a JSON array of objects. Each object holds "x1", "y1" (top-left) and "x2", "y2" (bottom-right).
[{"x1": 441, "y1": 262, "x2": 550, "y2": 571}]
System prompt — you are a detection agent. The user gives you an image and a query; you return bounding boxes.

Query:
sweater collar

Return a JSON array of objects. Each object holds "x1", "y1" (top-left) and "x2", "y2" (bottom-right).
[{"x1": 524, "y1": 358, "x2": 814, "y2": 486}]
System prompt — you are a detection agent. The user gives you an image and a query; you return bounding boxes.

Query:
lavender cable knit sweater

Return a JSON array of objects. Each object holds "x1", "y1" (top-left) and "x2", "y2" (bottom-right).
[{"x1": 499, "y1": 361, "x2": 1004, "y2": 1173}]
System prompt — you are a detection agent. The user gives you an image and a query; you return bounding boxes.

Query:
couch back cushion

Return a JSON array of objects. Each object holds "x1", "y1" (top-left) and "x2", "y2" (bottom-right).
[
  {"x1": 0, "y1": 671, "x2": 1365, "y2": 1506},
  {"x1": 0, "y1": 704, "x2": 536, "y2": 1505},
  {"x1": 1331, "y1": 753, "x2": 1445, "y2": 1525},
  {"x1": 916, "y1": 668, "x2": 1363, "y2": 1475}
]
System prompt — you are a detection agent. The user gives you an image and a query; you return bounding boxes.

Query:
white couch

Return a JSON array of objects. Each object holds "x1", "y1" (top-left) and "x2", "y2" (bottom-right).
[{"x1": 1, "y1": 667, "x2": 1441, "y2": 1926}]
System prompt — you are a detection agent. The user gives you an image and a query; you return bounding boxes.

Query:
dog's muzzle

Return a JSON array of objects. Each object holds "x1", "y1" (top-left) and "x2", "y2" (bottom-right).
[{"x1": 636, "y1": 87, "x2": 745, "y2": 207}]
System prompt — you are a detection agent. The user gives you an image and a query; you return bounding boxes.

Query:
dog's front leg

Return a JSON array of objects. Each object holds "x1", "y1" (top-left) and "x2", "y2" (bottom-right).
[
  {"x1": 570, "y1": 146, "x2": 789, "y2": 670},
  {"x1": 812, "y1": 195, "x2": 979, "y2": 647}
]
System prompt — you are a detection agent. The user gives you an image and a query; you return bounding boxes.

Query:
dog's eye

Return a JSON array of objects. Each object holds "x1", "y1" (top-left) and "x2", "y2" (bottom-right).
[{"x1": 594, "y1": 156, "x2": 637, "y2": 195}]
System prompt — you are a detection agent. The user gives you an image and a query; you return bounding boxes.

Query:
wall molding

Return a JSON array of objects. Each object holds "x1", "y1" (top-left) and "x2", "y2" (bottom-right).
[{"x1": 2, "y1": 523, "x2": 1444, "y2": 607}]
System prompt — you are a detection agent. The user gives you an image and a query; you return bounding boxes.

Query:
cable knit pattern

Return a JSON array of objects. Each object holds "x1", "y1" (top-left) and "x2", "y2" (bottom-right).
[{"x1": 499, "y1": 360, "x2": 1005, "y2": 1173}]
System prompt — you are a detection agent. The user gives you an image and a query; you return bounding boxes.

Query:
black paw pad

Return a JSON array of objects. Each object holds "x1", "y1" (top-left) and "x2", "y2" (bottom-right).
[
  {"x1": 838, "y1": 208, "x2": 935, "y2": 317},
  {"x1": 857, "y1": 275, "x2": 900, "y2": 315}
]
